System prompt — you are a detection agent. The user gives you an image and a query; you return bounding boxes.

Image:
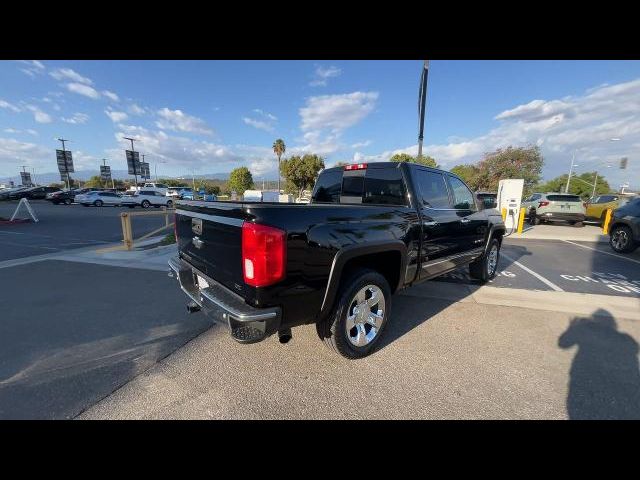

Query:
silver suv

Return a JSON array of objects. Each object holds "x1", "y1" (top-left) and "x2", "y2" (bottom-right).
[{"x1": 522, "y1": 192, "x2": 586, "y2": 226}]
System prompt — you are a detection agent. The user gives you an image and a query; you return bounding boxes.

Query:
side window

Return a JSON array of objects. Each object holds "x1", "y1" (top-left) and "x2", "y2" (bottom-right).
[
  {"x1": 532, "y1": 194, "x2": 541, "y2": 201},
  {"x1": 415, "y1": 170, "x2": 451, "y2": 209},
  {"x1": 363, "y1": 167, "x2": 407, "y2": 205},
  {"x1": 312, "y1": 170, "x2": 342, "y2": 203},
  {"x1": 447, "y1": 176, "x2": 476, "y2": 210}
]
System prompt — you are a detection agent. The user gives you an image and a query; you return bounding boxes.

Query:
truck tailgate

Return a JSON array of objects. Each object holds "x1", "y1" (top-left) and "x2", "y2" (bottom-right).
[{"x1": 175, "y1": 204, "x2": 249, "y2": 298}]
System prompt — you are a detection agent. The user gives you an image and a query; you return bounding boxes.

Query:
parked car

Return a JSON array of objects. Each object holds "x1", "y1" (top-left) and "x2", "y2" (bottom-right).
[
  {"x1": 181, "y1": 190, "x2": 195, "y2": 200},
  {"x1": 46, "y1": 190, "x2": 76, "y2": 205},
  {"x1": 8, "y1": 186, "x2": 60, "y2": 200},
  {"x1": 606, "y1": 197, "x2": 640, "y2": 253},
  {"x1": 522, "y1": 192, "x2": 586, "y2": 226},
  {"x1": 0, "y1": 187, "x2": 28, "y2": 200},
  {"x1": 128, "y1": 182, "x2": 169, "y2": 195},
  {"x1": 169, "y1": 161, "x2": 506, "y2": 359},
  {"x1": 121, "y1": 190, "x2": 174, "y2": 209},
  {"x1": 76, "y1": 190, "x2": 123, "y2": 207},
  {"x1": 586, "y1": 194, "x2": 637, "y2": 224},
  {"x1": 475, "y1": 191, "x2": 497, "y2": 209},
  {"x1": 167, "y1": 187, "x2": 193, "y2": 199}
]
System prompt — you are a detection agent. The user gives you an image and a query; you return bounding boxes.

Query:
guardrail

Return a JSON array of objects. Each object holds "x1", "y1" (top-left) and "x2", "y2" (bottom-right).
[
  {"x1": 120, "y1": 207, "x2": 175, "y2": 250},
  {"x1": 95, "y1": 207, "x2": 175, "y2": 252}
]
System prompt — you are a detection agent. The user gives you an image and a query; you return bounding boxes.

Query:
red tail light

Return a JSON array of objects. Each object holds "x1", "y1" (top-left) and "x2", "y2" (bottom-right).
[
  {"x1": 344, "y1": 163, "x2": 367, "y2": 171},
  {"x1": 538, "y1": 201, "x2": 549, "y2": 207},
  {"x1": 242, "y1": 222, "x2": 286, "y2": 287}
]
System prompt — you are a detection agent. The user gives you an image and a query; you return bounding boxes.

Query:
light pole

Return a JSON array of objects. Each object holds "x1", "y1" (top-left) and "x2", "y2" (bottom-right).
[
  {"x1": 566, "y1": 138, "x2": 621, "y2": 194},
  {"x1": 565, "y1": 150, "x2": 577, "y2": 193},
  {"x1": 417, "y1": 60, "x2": 429, "y2": 159}
]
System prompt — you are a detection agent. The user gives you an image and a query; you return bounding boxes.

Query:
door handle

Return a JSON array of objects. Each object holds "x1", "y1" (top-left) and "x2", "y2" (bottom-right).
[
  {"x1": 460, "y1": 218, "x2": 471, "y2": 223},
  {"x1": 423, "y1": 221, "x2": 439, "y2": 226}
]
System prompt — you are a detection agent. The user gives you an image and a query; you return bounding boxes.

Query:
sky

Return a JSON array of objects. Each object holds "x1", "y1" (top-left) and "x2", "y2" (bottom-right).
[{"x1": 1, "y1": 60, "x2": 639, "y2": 189}]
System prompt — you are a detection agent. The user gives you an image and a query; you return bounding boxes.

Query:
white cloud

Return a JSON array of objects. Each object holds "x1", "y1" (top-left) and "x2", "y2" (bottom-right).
[
  {"x1": 243, "y1": 117, "x2": 274, "y2": 132},
  {"x1": 155, "y1": 108, "x2": 214, "y2": 136},
  {"x1": 4, "y1": 128, "x2": 39, "y2": 136},
  {"x1": 309, "y1": 65, "x2": 342, "y2": 87},
  {"x1": 18, "y1": 60, "x2": 45, "y2": 77},
  {"x1": 297, "y1": 91, "x2": 378, "y2": 155},
  {"x1": 102, "y1": 90, "x2": 119, "y2": 102},
  {"x1": 243, "y1": 109, "x2": 278, "y2": 132},
  {"x1": 66, "y1": 83, "x2": 101, "y2": 99},
  {"x1": 25, "y1": 105, "x2": 52, "y2": 124},
  {"x1": 62, "y1": 112, "x2": 90, "y2": 124},
  {"x1": 253, "y1": 109, "x2": 277, "y2": 121},
  {"x1": 129, "y1": 103, "x2": 146, "y2": 115},
  {"x1": 0, "y1": 99, "x2": 21, "y2": 113},
  {"x1": 300, "y1": 91, "x2": 378, "y2": 131},
  {"x1": 351, "y1": 140, "x2": 372, "y2": 149},
  {"x1": 0, "y1": 137, "x2": 51, "y2": 175},
  {"x1": 361, "y1": 78, "x2": 640, "y2": 189},
  {"x1": 50, "y1": 68, "x2": 93, "y2": 85},
  {"x1": 105, "y1": 109, "x2": 128, "y2": 123}
]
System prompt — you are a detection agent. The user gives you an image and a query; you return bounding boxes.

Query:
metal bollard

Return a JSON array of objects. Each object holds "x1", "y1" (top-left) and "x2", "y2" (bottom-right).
[{"x1": 602, "y1": 208, "x2": 613, "y2": 234}]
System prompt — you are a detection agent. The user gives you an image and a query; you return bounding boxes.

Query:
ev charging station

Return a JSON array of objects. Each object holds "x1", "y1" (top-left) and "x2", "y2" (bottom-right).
[{"x1": 497, "y1": 179, "x2": 524, "y2": 232}]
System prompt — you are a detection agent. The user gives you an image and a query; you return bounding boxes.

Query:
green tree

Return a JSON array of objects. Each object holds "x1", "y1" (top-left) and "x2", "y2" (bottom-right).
[
  {"x1": 83, "y1": 175, "x2": 105, "y2": 188},
  {"x1": 449, "y1": 164, "x2": 482, "y2": 190},
  {"x1": 390, "y1": 153, "x2": 438, "y2": 168},
  {"x1": 273, "y1": 138, "x2": 286, "y2": 191},
  {"x1": 280, "y1": 154, "x2": 325, "y2": 197},
  {"x1": 537, "y1": 171, "x2": 611, "y2": 199},
  {"x1": 228, "y1": 167, "x2": 254, "y2": 196},
  {"x1": 475, "y1": 145, "x2": 544, "y2": 195}
]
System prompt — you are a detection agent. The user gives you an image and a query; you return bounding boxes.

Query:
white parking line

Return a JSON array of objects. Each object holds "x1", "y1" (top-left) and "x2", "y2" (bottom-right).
[
  {"x1": 563, "y1": 240, "x2": 640, "y2": 265},
  {"x1": 501, "y1": 252, "x2": 565, "y2": 292}
]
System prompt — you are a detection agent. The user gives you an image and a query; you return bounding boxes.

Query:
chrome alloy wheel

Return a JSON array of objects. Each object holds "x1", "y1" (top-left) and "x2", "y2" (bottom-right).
[
  {"x1": 612, "y1": 229, "x2": 629, "y2": 251},
  {"x1": 346, "y1": 285, "x2": 385, "y2": 347},
  {"x1": 487, "y1": 244, "x2": 499, "y2": 276}
]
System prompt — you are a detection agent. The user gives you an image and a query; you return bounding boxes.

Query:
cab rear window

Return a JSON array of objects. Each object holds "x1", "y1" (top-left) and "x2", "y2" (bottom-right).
[
  {"x1": 547, "y1": 195, "x2": 581, "y2": 202},
  {"x1": 312, "y1": 166, "x2": 407, "y2": 206}
]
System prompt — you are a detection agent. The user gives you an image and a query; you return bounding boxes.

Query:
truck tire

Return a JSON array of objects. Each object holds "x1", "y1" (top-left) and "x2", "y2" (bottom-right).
[
  {"x1": 609, "y1": 225, "x2": 637, "y2": 253},
  {"x1": 469, "y1": 237, "x2": 500, "y2": 283},
  {"x1": 316, "y1": 268, "x2": 391, "y2": 359}
]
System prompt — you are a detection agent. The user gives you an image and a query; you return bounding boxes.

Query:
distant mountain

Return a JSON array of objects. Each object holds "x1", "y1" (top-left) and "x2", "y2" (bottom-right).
[{"x1": 0, "y1": 170, "x2": 277, "y2": 185}]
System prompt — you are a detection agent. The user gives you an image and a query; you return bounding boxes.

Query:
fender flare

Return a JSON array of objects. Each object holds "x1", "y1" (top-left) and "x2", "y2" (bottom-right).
[
  {"x1": 319, "y1": 240, "x2": 407, "y2": 315},
  {"x1": 483, "y1": 223, "x2": 506, "y2": 256}
]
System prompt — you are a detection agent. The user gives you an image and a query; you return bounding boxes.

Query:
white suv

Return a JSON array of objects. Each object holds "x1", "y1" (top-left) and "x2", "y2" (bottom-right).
[{"x1": 122, "y1": 190, "x2": 174, "y2": 209}]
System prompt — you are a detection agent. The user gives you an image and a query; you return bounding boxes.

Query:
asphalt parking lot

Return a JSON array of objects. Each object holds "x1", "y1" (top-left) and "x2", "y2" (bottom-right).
[
  {"x1": 0, "y1": 200, "x2": 170, "y2": 261},
  {"x1": 437, "y1": 238, "x2": 640, "y2": 297},
  {"x1": 1, "y1": 204, "x2": 639, "y2": 419}
]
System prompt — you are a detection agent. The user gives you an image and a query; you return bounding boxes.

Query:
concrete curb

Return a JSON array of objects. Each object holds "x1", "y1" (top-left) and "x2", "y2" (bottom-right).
[{"x1": 400, "y1": 282, "x2": 640, "y2": 321}]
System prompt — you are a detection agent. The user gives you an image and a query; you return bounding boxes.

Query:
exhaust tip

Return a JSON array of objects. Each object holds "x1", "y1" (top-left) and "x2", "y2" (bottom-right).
[{"x1": 278, "y1": 329, "x2": 292, "y2": 344}]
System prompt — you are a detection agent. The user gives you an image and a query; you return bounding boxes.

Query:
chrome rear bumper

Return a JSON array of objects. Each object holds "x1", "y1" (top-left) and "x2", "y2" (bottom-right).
[{"x1": 168, "y1": 256, "x2": 281, "y2": 343}]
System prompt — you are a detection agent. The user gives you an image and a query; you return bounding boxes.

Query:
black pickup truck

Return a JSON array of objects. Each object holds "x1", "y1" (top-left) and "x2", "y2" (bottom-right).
[{"x1": 169, "y1": 161, "x2": 505, "y2": 359}]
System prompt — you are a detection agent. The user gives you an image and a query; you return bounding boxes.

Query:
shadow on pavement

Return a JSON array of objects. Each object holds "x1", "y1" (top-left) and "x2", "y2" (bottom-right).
[
  {"x1": 558, "y1": 308, "x2": 640, "y2": 419},
  {"x1": 0, "y1": 259, "x2": 211, "y2": 419},
  {"x1": 377, "y1": 241, "x2": 534, "y2": 350}
]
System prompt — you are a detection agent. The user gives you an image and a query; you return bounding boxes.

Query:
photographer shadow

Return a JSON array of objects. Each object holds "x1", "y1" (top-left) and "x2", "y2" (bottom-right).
[{"x1": 558, "y1": 309, "x2": 640, "y2": 419}]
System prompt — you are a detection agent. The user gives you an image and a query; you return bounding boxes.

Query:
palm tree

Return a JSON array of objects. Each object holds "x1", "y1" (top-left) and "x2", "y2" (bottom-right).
[{"x1": 273, "y1": 138, "x2": 286, "y2": 192}]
